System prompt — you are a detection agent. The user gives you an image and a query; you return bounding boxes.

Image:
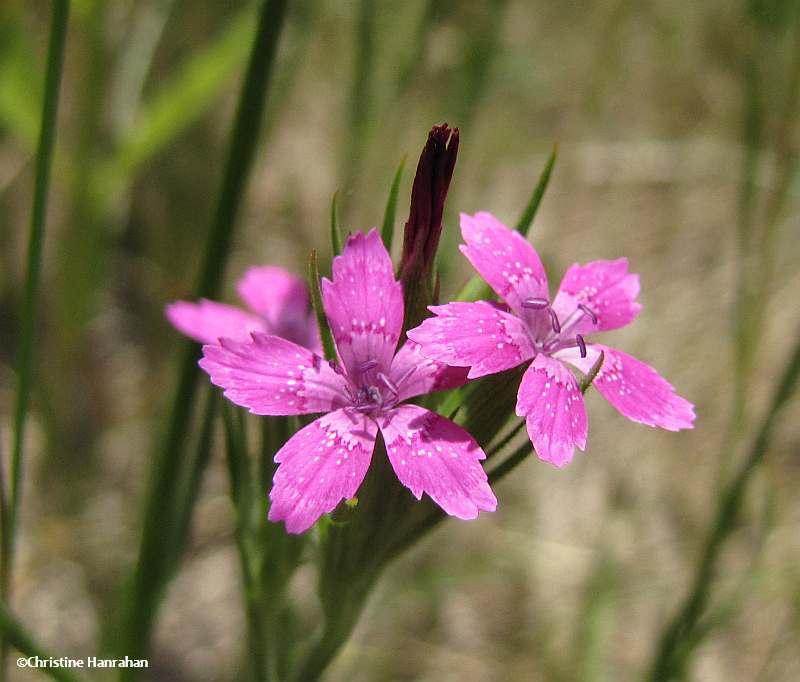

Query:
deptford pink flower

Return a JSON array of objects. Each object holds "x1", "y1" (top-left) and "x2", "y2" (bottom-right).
[
  {"x1": 166, "y1": 266, "x2": 320, "y2": 351},
  {"x1": 407, "y1": 212, "x2": 695, "y2": 467},
  {"x1": 199, "y1": 229, "x2": 496, "y2": 533}
]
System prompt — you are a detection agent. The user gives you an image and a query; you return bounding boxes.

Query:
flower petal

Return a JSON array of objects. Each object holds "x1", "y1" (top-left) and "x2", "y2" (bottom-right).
[
  {"x1": 406, "y1": 301, "x2": 535, "y2": 379},
  {"x1": 558, "y1": 344, "x2": 695, "y2": 431},
  {"x1": 165, "y1": 299, "x2": 266, "y2": 344},
  {"x1": 236, "y1": 266, "x2": 318, "y2": 347},
  {"x1": 199, "y1": 333, "x2": 350, "y2": 415},
  {"x1": 516, "y1": 354, "x2": 588, "y2": 467},
  {"x1": 269, "y1": 408, "x2": 376, "y2": 533},
  {"x1": 389, "y1": 340, "x2": 470, "y2": 402},
  {"x1": 551, "y1": 258, "x2": 641, "y2": 334},
  {"x1": 322, "y1": 229, "x2": 404, "y2": 378},
  {"x1": 378, "y1": 404, "x2": 497, "y2": 519},
  {"x1": 460, "y1": 211, "x2": 549, "y2": 315}
]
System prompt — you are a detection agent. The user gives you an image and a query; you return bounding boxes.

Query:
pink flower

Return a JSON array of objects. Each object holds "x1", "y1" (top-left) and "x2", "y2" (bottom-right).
[
  {"x1": 198, "y1": 229, "x2": 496, "y2": 533},
  {"x1": 407, "y1": 212, "x2": 695, "y2": 467},
  {"x1": 166, "y1": 266, "x2": 320, "y2": 350}
]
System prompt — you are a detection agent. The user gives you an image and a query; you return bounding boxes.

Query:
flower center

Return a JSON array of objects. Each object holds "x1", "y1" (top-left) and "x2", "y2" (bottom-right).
[
  {"x1": 349, "y1": 360, "x2": 400, "y2": 415},
  {"x1": 521, "y1": 297, "x2": 596, "y2": 358}
]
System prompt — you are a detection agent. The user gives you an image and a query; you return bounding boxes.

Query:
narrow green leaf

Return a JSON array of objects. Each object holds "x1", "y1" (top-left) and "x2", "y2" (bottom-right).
[
  {"x1": 330, "y1": 191, "x2": 343, "y2": 255},
  {"x1": 579, "y1": 350, "x2": 605, "y2": 393},
  {"x1": 515, "y1": 145, "x2": 557, "y2": 236},
  {"x1": 380, "y1": 156, "x2": 405, "y2": 249},
  {"x1": 309, "y1": 249, "x2": 337, "y2": 362}
]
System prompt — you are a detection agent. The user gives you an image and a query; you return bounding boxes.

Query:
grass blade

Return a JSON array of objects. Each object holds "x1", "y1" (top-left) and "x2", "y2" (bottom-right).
[
  {"x1": 380, "y1": 157, "x2": 405, "y2": 250},
  {"x1": 1, "y1": 1, "x2": 69, "y2": 675},
  {"x1": 118, "y1": 1, "x2": 290, "y2": 673},
  {"x1": 515, "y1": 145, "x2": 557, "y2": 236}
]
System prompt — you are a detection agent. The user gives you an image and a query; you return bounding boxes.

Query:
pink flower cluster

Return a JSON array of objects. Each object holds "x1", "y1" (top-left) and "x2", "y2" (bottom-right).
[{"x1": 168, "y1": 213, "x2": 694, "y2": 533}]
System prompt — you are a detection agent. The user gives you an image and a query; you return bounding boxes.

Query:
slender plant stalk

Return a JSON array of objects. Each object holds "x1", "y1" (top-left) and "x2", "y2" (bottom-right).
[
  {"x1": 647, "y1": 332, "x2": 800, "y2": 681},
  {"x1": 118, "y1": 1, "x2": 290, "y2": 674},
  {"x1": 1, "y1": 2, "x2": 69, "y2": 679},
  {"x1": 221, "y1": 405, "x2": 269, "y2": 682},
  {"x1": 0, "y1": 603, "x2": 85, "y2": 682}
]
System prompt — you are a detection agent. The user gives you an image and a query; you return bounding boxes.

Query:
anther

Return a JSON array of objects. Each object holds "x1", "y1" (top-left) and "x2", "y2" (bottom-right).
[
  {"x1": 548, "y1": 308, "x2": 561, "y2": 334},
  {"x1": 359, "y1": 359, "x2": 378, "y2": 372},
  {"x1": 522, "y1": 297, "x2": 549, "y2": 310},
  {"x1": 578, "y1": 304, "x2": 598, "y2": 325},
  {"x1": 576, "y1": 334, "x2": 587, "y2": 358},
  {"x1": 328, "y1": 359, "x2": 344, "y2": 375}
]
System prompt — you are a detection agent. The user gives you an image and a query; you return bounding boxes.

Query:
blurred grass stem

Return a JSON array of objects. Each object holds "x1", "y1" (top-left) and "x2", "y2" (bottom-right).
[
  {"x1": 118, "y1": 1, "x2": 290, "y2": 674},
  {"x1": 648, "y1": 331, "x2": 800, "y2": 681},
  {"x1": 1, "y1": 1, "x2": 69, "y2": 678}
]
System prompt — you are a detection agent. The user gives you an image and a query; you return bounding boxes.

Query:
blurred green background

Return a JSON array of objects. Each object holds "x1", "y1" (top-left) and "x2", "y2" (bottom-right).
[{"x1": 2, "y1": 0, "x2": 799, "y2": 680}]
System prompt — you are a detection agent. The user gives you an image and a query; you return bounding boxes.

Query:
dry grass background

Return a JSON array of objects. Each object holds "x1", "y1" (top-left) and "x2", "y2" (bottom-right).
[{"x1": 1, "y1": 1, "x2": 799, "y2": 680}]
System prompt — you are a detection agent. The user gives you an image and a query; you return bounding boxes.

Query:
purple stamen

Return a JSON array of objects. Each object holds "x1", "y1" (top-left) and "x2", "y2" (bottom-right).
[
  {"x1": 576, "y1": 334, "x2": 587, "y2": 358},
  {"x1": 548, "y1": 308, "x2": 561, "y2": 334},
  {"x1": 377, "y1": 372, "x2": 398, "y2": 396},
  {"x1": 578, "y1": 304, "x2": 598, "y2": 325},
  {"x1": 395, "y1": 364, "x2": 417, "y2": 387},
  {"x1": 311, "y1": 353, "x2": 322, "y2": 371},
  {"x1": 359, "y1": 359, "x2": 378, "y2": 372},
  {"x1": 328, "y1": 359, "x2": 344, "y2": 375},
  {"x1": 522, "y1": 297, "x2": 549, "y2": 310}
]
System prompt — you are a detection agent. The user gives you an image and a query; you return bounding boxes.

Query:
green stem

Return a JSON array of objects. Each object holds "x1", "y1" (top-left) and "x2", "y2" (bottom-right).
[
  {"x1": 222, "y1": 406, "x2": 268, "y2": 682},
  {"x1": 647, "y1": 332, "x2": 800, "y2": 681},
  {"x1": 118, "y1": 1, "x2": 290, "y2": 674},
  {"x1": 1, "y1": 2, "x2": 69, "y2": 678},
  {"x1": 168, "y1": 388, "x2": 219, "y2": 575},
  {"x1": 291, "y1": 591, "x2": 371, "y2": 682}
]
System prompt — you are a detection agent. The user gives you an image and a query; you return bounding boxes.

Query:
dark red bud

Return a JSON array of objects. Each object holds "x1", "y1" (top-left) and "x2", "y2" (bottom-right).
[
  {"x1": 399, "y1": 124, "x2": 459, "y2": 280},
  {"x1": 399, "y1": 124, "x2": 459, "y2": 335}
]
